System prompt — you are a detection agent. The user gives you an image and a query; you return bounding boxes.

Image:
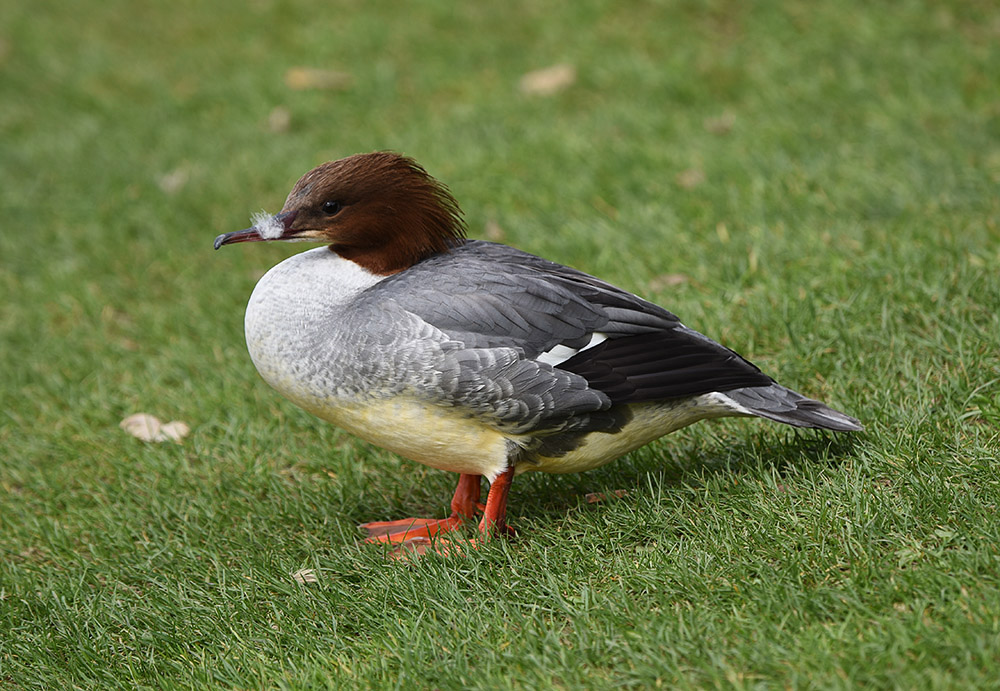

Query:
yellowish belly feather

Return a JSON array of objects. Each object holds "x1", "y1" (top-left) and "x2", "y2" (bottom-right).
[
  {"x1": 294, "y1": 393, "x2": 744, "y2": 480},
  {"x1": 302, "y1": 396, "x2": 512, "y2": 480}
]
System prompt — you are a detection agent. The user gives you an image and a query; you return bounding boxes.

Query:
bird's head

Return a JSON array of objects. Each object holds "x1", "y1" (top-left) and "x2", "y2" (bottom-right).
[{"x1": 214, "y1": 152, "x2": 466, "y2": 275}]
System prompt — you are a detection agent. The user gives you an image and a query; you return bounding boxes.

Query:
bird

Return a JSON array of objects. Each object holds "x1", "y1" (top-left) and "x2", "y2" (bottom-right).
[{"x1": 214, "y1": 151, "x2": 861, "y2": 555}]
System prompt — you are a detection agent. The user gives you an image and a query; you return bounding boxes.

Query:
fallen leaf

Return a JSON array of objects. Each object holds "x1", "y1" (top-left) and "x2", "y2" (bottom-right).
[
  {"x1": 648, "y1": 273, "x2": 690, "y2": 291},
  {"x1": 120, "y1": 413, "x2": 162, "y2": 442},
  {"x1": 268, "y1": 106, "x2": 292, "y2": 133},
  {"x1": 158, "y1": 421, "x2": 190, "y2": 443},
  {"x1": 484, "y1": 219, "x2": 505, "y2": 241},
  {"x1": 292, "y1": 568, "x2": 319, "y2": 584},
  {"x1": 158, "y1": 168, "x2": 188, "y2": 195},
  {"x1": 120, "y1": 413, "x2": 190, "y2": 443},
  {"x1": 675, "y1": 168, "x2": 705, "y2": 189},
  {"x1": 716, "y1": 222, "x2": 730, "y2": 243},
  {"x1": 284, "y1": 67, "x2": 352, "y2": 91},
  {"x1": 585, "y1": 489, "x2": 629, "y2": 504},
  {"x1": 519, "y1": 64, "x2": 576, "y2": 95},
  {"x1": 703, "y1": 112, "x2": 735, "y2": 134}
]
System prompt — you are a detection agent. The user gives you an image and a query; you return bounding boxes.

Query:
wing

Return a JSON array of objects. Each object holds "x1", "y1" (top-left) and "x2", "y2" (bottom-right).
[
  {"x1": 558, "y1": 328, "x2": 773, "y2": 403},
  {"x1": 366, "y1": 240, "x2": 773, "y2": 406},
  {"x1": 370, "y1": 241, "x2": 681, "y2": 355}
]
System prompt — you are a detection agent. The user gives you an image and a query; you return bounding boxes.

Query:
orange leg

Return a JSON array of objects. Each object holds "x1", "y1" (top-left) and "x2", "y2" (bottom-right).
[
  {"x1": 359, "y1": 473, "x2": 484, "y2": 544},
  {"x1": 359, "y1": 469, "x2": 517, "y2": 556},
  {"x1": 478, "y1": 466, "x2": 516, "y2": 539}
]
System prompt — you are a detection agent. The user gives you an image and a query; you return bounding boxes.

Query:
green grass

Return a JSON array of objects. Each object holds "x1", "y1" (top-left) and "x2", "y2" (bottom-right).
[{"x1": 2, "y1": 0, "x2": 999, "y2": 687}]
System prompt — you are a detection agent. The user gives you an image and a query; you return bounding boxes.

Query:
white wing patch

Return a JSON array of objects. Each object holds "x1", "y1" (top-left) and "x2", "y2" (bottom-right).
[
  {"x1": 536, "y1": 332, "x2": 608, "y2": 367},
  {"x1": 251, "y1": 210, "x2": 284, "y2": 240},
  {"x1": 702, "y1": 391, "x2": 755, "y2": 416}
]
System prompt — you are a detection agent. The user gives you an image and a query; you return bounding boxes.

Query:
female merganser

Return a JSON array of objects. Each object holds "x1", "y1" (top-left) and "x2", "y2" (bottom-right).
[{"x1": 215, "y1": 152, "x2": 861, "y2": 554}]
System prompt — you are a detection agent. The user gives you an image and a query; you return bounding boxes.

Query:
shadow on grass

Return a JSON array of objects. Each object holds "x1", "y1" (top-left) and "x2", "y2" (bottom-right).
[
  {"x1": 508, "y1": 424, "x2": 865, "y2": 525},
  {"x1": 333, "y1": 423, "x2": 865, "y2": 546}
]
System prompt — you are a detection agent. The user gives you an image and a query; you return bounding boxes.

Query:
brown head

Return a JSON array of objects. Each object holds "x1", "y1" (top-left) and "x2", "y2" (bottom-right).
[{"x1": 214, "y1": 152, "x2": 467, "y2": 275}]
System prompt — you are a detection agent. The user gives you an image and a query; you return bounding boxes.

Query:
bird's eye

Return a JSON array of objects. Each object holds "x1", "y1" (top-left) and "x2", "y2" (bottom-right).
[{"x1": 322, "y1": 200, "x2": 342, "y2": 215}]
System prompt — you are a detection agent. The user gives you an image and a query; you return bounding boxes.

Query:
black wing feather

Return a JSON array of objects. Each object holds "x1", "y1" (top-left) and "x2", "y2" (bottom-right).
[{"x1": 559, "y1": 330, "x2": 774, "y2": 403}]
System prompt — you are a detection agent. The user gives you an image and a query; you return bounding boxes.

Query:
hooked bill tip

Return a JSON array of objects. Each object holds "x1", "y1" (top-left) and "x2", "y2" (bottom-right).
[{"x1": 213, "y1": 234, "x2": 227, "y2": 250}]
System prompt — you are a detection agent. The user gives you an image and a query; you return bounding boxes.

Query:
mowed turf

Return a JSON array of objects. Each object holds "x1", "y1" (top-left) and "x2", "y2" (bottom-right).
[{"x1": 2, "y1": 0, "x2": 999, "y2": 688}]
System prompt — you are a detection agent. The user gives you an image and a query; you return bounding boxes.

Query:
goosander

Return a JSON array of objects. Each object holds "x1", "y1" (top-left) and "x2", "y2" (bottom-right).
[{"x1": 215, "y1": 152, "x2": 861, "y2": 554}]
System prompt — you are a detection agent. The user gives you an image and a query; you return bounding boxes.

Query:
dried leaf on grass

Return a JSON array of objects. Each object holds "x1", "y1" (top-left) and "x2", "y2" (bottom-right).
[
  {"x1": 158, "y1": 421, "x2": 190, "y2": 442},
  {"x1": 268, "y1": 106, "x2": 292, "y2": 133},
  {"x1": 292, "y1": 568, "x2": 319, "y2": 584},
  {"x1": 120, "y1": 413, "x2": 190, "y2": 443},
  {"x1": 484, "y1": 219, "x2": 505, "y2": 241},
  {"x1": 158, "y1": 168, "x2": 188, "y2": 195},
  {"x1": 284, "y1": 67, "x2": 352, "y2": 91},
  {"x1": 675, "y1": 168, "x2": 706, "y2": 189},
  {"x1": 519, "y1": 64, "x2": 576, "y2": 95},
  {"x1": 584, "y1": 489, "x2": 629, "y2": 504},
  {"x1": 703, "y1": 112, "x2": 735, "y2": 134},
  {"x1": 648, "y1": 273, "x2": 690, "y2": 291},
  {"x1": 716, "y1": 222, "x2": 730, "y2": 243}
]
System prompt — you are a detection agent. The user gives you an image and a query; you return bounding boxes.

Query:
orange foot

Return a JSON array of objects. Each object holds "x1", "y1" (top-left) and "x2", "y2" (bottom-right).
[{"x1": 359, "y1": 469, "x2": 515, "y2": 557}]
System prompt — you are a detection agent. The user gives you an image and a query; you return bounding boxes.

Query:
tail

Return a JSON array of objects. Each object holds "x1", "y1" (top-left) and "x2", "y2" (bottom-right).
[{"x1": 721, "y1": 384, "x2": 863, "y2": 432}]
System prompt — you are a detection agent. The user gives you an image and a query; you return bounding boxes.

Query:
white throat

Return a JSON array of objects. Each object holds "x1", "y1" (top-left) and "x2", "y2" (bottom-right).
[{"x1": 249, "y1": 246, "x2": 385, "y2": 312}]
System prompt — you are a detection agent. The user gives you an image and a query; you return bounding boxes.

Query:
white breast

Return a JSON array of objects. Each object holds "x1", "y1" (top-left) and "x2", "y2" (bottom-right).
[{"x1": 243, "y1": 248, "x2": 385, "y2": 409}]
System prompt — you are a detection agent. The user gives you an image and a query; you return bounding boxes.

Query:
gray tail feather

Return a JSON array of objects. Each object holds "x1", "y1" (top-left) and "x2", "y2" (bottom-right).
[{"x1": 723, "y1": 384, "x2": 863, "y2": 432}]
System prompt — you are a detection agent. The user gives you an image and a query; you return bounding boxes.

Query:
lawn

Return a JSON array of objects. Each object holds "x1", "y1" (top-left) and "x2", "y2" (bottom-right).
[{"x1": 2, "y1": 0, "x2": 999, "y2": 688}]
